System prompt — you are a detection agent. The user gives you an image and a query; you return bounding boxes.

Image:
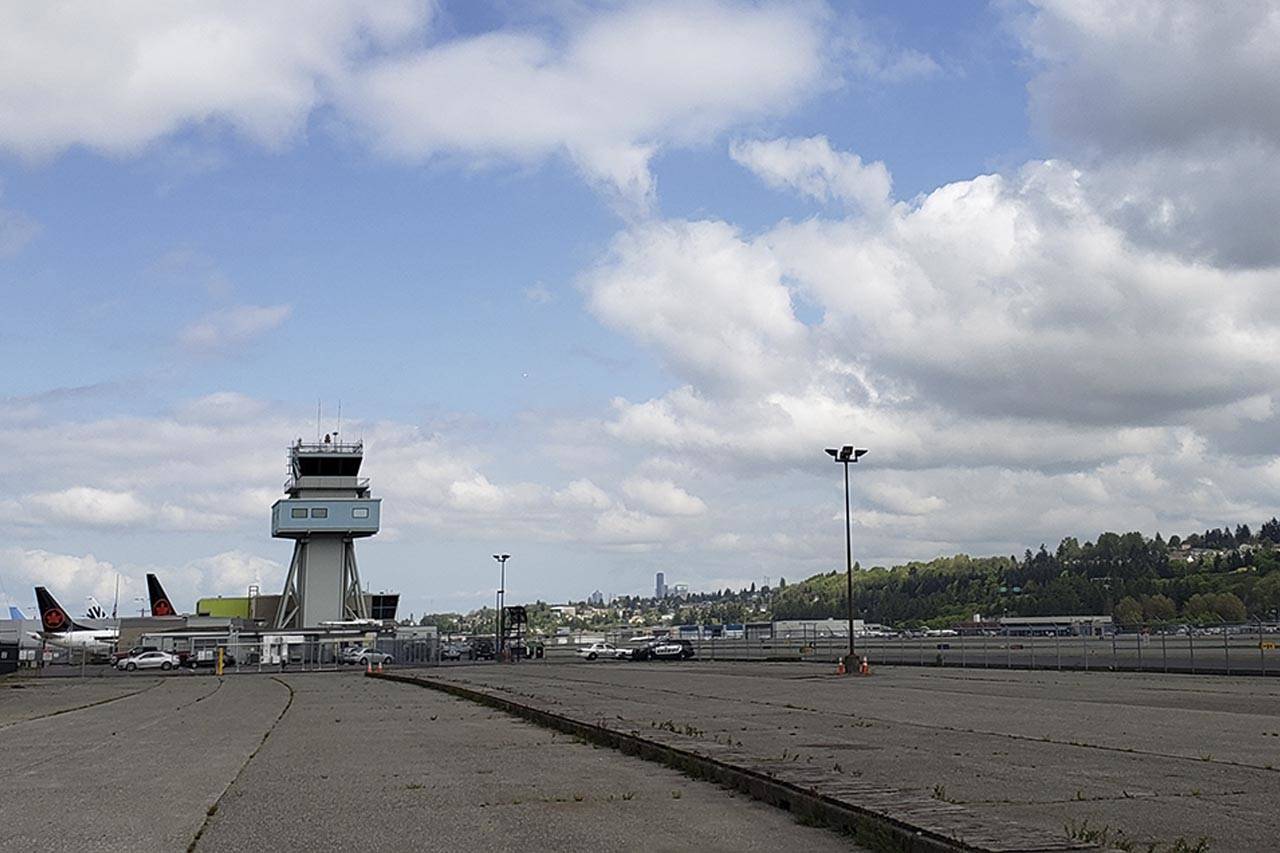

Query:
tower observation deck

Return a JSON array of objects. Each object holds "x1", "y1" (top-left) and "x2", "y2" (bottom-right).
[{"x1": 271, "y1": 437, "x2": 381, "y2": 630}]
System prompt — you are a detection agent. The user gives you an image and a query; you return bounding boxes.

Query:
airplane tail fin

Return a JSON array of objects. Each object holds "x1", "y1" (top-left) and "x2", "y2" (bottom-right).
[
  {"x1": 146, "y1": 573, "x2": 176, "y2": 617},
  {"x1": 86, "y1": 597, "x2": 108, "y2": 620},
  {"x1": 34, "y1": 587, "x2": 79, "y2": 633},
  {"x1": 8, "y1": 605, "x2": 27, "y2": 620}
]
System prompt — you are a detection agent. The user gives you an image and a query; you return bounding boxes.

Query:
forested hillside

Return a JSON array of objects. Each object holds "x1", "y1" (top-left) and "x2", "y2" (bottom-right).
[{"x1": 771, "y1": 522, "x2": 1280, "y2": 627}]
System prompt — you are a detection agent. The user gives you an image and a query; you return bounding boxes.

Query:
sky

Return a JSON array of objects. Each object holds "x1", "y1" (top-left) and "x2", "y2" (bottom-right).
[{"x1": 2, "y1": 1, "x2": 1279, "y2": 619}]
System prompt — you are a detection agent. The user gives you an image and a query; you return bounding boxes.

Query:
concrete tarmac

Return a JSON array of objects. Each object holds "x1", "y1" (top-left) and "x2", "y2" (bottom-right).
[
  {"x1": 415, "y1": 661, "x2": 1280, "y2": 852},
  {"x1": 0, "y1": 671, "x2": 862, "y2": 852}
]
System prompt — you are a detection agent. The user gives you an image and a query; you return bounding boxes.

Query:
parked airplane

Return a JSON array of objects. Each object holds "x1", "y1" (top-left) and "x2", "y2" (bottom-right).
[
  {"x1": 30, "y1": 587, "x2": 118, "y2": 654},
  {"x1": 8, "y1": 605, "x2": 27, "y2": 620},
  {"x1": 85, "y1": 597, "x2": 109, "y2": 620},
  {"x1": 146, "y1": 573, "x2": 179, "y2": 617}
]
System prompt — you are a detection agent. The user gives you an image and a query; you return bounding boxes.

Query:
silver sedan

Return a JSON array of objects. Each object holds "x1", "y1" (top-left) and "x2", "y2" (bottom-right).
[{"x1": 117, "y1": 650, "x2": 180, "y2": 672}]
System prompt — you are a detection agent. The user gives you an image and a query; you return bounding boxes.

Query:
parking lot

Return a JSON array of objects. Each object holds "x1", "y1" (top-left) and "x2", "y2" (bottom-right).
[
  {"x1": 2, "y1": 671, "x2": 860, "y2": 853},
  {"x1": 407, "y1": 660, "x2": 1280, "y2": 851}
]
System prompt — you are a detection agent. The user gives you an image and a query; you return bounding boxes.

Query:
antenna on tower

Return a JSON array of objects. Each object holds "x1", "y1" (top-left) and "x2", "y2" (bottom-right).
[
  {"x1": 336, "y1": 400, "x2": 342, "y2": 441},
  {"x1": 316, "y1": 400, "x2": 322, "y2": 443}
]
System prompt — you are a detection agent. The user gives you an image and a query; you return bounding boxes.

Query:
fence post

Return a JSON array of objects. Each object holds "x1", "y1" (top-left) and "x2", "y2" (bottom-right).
[
  {"x1": 961, "y1": 632, "x2": 966, "y2": 668},
  {"x1": 1189, "y1": 630, "x2": 1195, "y2": 674},
  {"x1": 1055, "y1": 631, "x2": 1061, "y2": 670},
  {"x1": 1111, "y1": 631, "x2": 1117, "y2": 670},
  {"x1": 1007, "y1": 636, "x2": 1012, "y2": 670},
  {"x1": 1162, "y1": 630, "x2": 1167, "y2": 673},
  {"x1": 1261, "y1": 621, "x2": 1266, "y2": 677},
  {"x1": 1082, "y1": 632, "x2": 1088, "y2": 671},
  {"x1": 1137, "y1": 629, "x2": 1143, "y2": 671},
  {"x1": 1224, "y1": 629, "x2": 1230, "y2": 676}
]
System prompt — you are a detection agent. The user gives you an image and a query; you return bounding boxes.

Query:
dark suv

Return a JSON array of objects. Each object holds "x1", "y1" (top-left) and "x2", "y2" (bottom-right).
[{"x1": 631, "y1": 639, "x2": 695, "y2": 661}]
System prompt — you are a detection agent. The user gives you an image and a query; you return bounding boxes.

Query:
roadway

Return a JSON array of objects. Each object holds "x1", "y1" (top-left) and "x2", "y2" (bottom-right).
[
  {"x1": 0, "y1": 671, "x2": 861, "y2": 852},
  {"x1": 411, "y1": 660, "x2": 1280, "y2": 852}
]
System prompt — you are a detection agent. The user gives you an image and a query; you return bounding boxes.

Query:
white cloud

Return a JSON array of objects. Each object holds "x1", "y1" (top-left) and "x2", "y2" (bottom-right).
[
  {"x1": 584, "y1": 219, "x2": 807, "y2": 393},
  {"x1": 844, "y1": 26, "x2": 941, "y2": 83},
  {"x1": 0, "y1": 2, "x2": 427, "y2": 158},
  {"x1": 0, "y1": 548, "x2": 122, "y2": 607},
  {"x1": 0, "y1": 2, "x2": 836, "y2": 209},
  {"x1": 523, "y1": 283, "x2": 554, "y2": 305},
  {"x1": 578, "y1": 136, "x2": 1280, "y2": 565},
  {"x1": 0, "y1": 546, "x2": 284, "y2": 618},
  {"x1": 22, "y1": 486, "x2": 238, "y2": 531},
  {"x1": 1014, "y1": 1, "x2": 1280, "y2": 267},
  {"x1": 1018, "y1": 1, "x2": 1280, "y2": 156},
  {"x1": 0, "y1": 202, "x2": 39, "y2": 257},
  {"x1": 179, "y1": 304, "x2": 292, "y2": 351},
  {"x1": 621, "y1": 478, "x2": 708, "y2": 517},
  {"x1": 594, "y1": 157, "x2": 1280, "y2": 451},
  {"x1": 730, "y1": 136, "x2": 892, "y2": 212},
  {"x1": 26, "y1": 487, "x2": 150, "y2": 526},
  {"x1": 341, "y1": 0, "x2": 828, "y2": 207}
]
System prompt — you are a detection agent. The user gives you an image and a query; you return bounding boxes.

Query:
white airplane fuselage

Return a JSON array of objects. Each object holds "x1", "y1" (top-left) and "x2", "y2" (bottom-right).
[{"x1": 30, "y1": 629, "x2": 118, "y2": 655}]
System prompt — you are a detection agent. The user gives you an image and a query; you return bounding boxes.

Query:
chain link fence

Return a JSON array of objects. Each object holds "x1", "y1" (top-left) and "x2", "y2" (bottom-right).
[{"x1": 604, "y1": 622, "x2": 1280, "y2": 676}]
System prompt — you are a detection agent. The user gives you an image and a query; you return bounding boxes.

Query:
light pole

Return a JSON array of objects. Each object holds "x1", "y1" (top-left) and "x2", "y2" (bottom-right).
[
  {"x1": 825, "y1": 445, "x2": 868, "y2": 663},
  {"x1": 493, "y1": 554, "x2": 510, "y2": 657}
]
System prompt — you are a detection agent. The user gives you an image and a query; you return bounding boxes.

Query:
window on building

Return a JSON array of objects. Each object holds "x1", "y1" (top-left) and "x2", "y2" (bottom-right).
[
  {"x1": 290, "y1": 508, "x2": 308, "y2": 519},
  {"x1": 310, "y1": 508, "x2": 328, "y2": 519},
  {"x1": 352, "y1": 507, "x2": 370, "y2": 519}
]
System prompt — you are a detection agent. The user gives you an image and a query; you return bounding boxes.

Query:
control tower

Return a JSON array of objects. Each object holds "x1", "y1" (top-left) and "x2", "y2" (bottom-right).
[{"x1": 271, "y1": 437, "x2": 381, "y2": 630}]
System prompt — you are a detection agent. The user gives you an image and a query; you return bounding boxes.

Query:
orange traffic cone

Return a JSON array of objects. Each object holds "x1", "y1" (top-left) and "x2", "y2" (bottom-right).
[
  {"x1": 377, "y1": 660, "x2": 384, "y2": 673},
  {"x1": 366, "y1": 659, "x2": 372, "y2": 674},
  {"x1": 859, "y1": 656, "x2": 870, "y2": 676},
  {"x1": 835, "y1": 657, "x2": 846, "y2": 676}
]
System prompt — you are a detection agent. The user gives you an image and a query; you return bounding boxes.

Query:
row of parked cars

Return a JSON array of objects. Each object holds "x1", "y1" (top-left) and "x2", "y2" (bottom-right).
[
  {"x1": 111, "y1": 645, "x2": 392, "y2": 672},
  {"x1": 111, "y1": 646, "x2": 243, "y2": 671},
  {"x1": 577, "y1": 639, "x2": 696, "y2": 662}
]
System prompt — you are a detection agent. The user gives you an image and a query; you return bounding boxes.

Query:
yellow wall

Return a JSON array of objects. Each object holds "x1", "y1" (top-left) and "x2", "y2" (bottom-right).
[{"x1": 196, "y1": 597, "x2": 251, "y2": 618}]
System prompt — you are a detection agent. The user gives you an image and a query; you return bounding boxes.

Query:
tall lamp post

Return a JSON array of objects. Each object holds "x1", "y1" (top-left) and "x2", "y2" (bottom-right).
[
  {"x1": 825, "y1": 446, "x2": 868, "y2": 663},
  {"x1": 493, "y1": 553, "x2": 510, "y2": 656}
]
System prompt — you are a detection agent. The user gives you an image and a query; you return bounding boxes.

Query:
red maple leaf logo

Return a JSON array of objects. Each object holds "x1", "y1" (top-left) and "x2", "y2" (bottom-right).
[
  {"x1": 44, "y1": 608, "x2": 66, "y2": 629},
  {"x1": 154, "y1": 599, "x2": 173, "y2": 616}
]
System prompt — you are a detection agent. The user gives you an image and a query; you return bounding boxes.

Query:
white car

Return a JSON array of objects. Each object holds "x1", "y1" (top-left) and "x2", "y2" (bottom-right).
[
  {"x1": 117, "y1": 650, "x2": 181, "y2": 672},
  {"x1": 576, "y1": 642, "x2": 618, "y2": 661},
  {"x1": 351, "y1": 647, "x2": 393, "y2": 666}
]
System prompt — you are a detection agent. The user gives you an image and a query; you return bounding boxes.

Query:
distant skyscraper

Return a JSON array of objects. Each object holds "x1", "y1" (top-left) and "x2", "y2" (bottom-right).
[{"x1": 655, "y1": 572, "x2": 666, "y2": 599}]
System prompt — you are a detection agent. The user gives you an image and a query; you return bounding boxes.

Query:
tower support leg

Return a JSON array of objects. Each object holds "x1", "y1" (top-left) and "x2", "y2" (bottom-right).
[
  {"x1": 273, "y1": 541, "x2": 305, "y2": 630},
  {"x1": 342, "y1": 539, "x2": 369, "y2": 621}
]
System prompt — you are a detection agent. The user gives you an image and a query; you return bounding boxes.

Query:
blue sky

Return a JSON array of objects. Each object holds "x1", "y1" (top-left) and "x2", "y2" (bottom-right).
[{"x1": 2, "y1": 1, "x2": 1278, "y2": 618}]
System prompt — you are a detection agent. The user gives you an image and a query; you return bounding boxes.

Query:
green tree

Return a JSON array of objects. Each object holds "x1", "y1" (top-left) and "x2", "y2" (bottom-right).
[
  {"x1": 1212, "y1": 592, "x2": 1247, "y2": 622},
  {"x1": 1142, "y1": 594, "x2": 1177, "y2": 622},
  {"x1": 1113, "y1": 596, "x2": 1142, "y2": 626}
]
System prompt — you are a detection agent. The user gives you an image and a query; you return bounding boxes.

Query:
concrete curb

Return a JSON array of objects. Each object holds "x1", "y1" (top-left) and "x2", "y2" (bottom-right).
[{"x1": 369, "y1": 670, "x2": 1084, "y2": 853}]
